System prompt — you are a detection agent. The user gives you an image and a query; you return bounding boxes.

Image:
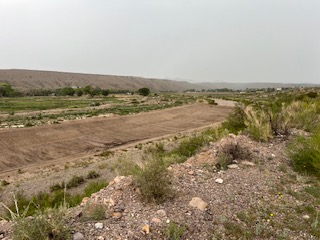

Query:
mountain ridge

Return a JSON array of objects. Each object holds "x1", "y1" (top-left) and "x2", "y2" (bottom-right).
[{"x1": 0, "y1": 69, "x2": 318, "y2": 91}]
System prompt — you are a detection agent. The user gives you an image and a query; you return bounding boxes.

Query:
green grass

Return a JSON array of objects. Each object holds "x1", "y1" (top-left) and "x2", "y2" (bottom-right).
[
  {"x1": 0, "y1": 96, "x2": 122, "y2": 113},
  {"x1": 2, "y1": 179, "x2": 108, "y2": 218}
]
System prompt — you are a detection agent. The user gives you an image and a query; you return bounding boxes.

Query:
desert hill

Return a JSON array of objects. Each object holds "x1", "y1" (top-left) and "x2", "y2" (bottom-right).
[
  {"x1": 0, "y1": 69, "x2": 318, "y2": 92},
  {"x1": 0, "y1": 69, "x2": 195, "y2": 92}
]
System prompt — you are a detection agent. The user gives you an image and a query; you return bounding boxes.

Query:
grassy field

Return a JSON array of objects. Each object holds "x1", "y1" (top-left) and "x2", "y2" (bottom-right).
[{"x1": 0, "y1": 96, "x2": 123, "y2": 113}]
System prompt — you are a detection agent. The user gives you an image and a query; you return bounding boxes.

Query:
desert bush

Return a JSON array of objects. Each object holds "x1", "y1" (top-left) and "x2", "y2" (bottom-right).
[
  {"x1": 223, "y1": 104, "x2": 246, "y2": 134},
  {"x1": 286, "y1": 101, "x2": 320, "y2": 132},
  {"x1": 288, "y1": 128, "x2": 320, "y2": 178},
  {"x1": 49, "y1": 182, "x2": 64, "y2": 192},
  {"x1": 243, "y1": 106, "x2": 273, "y2": 142},
  {"x1": 0, "y1": 180, "x2": 10, "y2": 186},
  {"x1": 83, "y1": 180, "x2": 108, "y2": 196},
  {"x1": 134, "y1": 157, "x2": 172, "y2": 204},
  {"x1": 12, "y1": 207, "x2": 71, "y2": 240},
  {"x1": 66, "y1": 175, "x2": 85, "y2": 189},
  {"x1": 165, "y1": 222, "x2": 187, "y2": 240},
  {"x1": 81, "y1": 203, "x2": 108, "y2": 221},
  {"x1": 216, "y1": 141, "x2": 251, "y2": 170},
  {"x1": 86, "y1": 170, "x2": 100, "y2": 179}
]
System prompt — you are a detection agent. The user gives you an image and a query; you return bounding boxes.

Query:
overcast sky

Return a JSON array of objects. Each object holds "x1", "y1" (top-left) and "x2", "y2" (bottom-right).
[{"x1": 0, "y1": 0, "x2": 319, "y2": 83}]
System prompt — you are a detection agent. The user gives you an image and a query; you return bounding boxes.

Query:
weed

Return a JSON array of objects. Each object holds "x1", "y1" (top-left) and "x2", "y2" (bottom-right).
[
  {"x1": 12, "y1": 207, "x2": 71, "y2": 240},
  {"x1": 98, "y1": 150, "x2": 114, "y2": 157},
  {"x1": 86, "y1": 170, "x2": 100, "y2": 179},
  {"x1": 81, "y1": 203, "x2": 108, "y2": 221},
  {"x1": 0, "y1": 180, "x2": 10, "y2": 186},
  {"x1": 216, "y1": 141, "x2": 251, "y2": 170},
  {"x1": 165, "y1": 222, "x2": 187, "y2": 240},
  {"x1": 288, "y1": 127, "x2": 320, "y2": 178},
  {"x1": 134, "y1": 157, "x2": 172, "y2": 204},
  {"x1": 83, "y1": 180, "x2": 108, "y2": 196},
  {"x1": 66, "y1": 175, "x2": 85, "y2": 189}
]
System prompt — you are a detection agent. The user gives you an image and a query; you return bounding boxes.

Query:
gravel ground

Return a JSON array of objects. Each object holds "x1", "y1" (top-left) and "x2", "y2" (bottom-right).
[{"x1": 1, "y1": 134, "x2": 319, "y2": 240}]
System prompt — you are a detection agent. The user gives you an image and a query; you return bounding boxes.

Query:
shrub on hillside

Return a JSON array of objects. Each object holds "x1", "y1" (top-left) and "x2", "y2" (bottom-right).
[
  {"x1": 12, "y1": 207, "x2": 71, "y2": 240},
  {"x1": 134, "y1": 157, "x2": 172, "y2": 204},
  {"x1": 222, "y1": 104, "x2": 246, "y2": 134},
  {"x1": 288, "y1": 128, "x2": 320, "y2": 178},
  {"x1": 216, "y1": 141, "x2": 251, "y2": 170}
]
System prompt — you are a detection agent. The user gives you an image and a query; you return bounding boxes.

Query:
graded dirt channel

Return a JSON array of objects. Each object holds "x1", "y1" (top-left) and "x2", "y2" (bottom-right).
[{"x1": 0, "y1": 103, "x2": 232, "y2": 174}]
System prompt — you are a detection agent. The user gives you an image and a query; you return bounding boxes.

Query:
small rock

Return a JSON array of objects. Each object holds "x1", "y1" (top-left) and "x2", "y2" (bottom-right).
[
  {"x1": 166, "y1": 219, "x2": 170, "y2": 223},
  {"x1": 188, "y1": 170, "x2": 195, "y2": 175},
  {"x1": 81, "y1": 197, "x2": 89, "y2": 206},
  {"x1": 241, "y1": 161, "x2": 255, "y2": 166},
  {"x1": 227, "y1": 164, "x2": 239, "y2": 169},
  {"x1": 142, "y1": 224, "x2": 150, "y2": 234},
  {"x1": 152, "y1": 218, "x2": 162, "y2": 224},
  {"x1": 302, "y1": 215, "x2": 310, "y2": 220},
  {"x1": 215, "y1": 178, "x2": 223, "y2": 184},
  {"x1": 114, "y1": 176, "x2": 125, "y2": 183},
  {"x1": 271, "y1": 154, "x2": 276, "y2": 158},
  {"x1": 112, "y1": 212, "x2": 122, "y2": 219},
  {"x1": 97, "y1": 236, "x2": 104, "y2": 240},
  {"x1": 189, "y1": 197, "x2": 208, "y2": 211},
  {"x1": 156, "y1": 209, "x2": 167, "y2": 217},
  {"x1": 103, "y1": 198, "x2": 115, "y2": 207},
  {"x1": 95, "y1": 222, "x2": 104, "y2": 229},
  {"x1": 73, "y1": 232, "x2": 84, "y2": 240}
]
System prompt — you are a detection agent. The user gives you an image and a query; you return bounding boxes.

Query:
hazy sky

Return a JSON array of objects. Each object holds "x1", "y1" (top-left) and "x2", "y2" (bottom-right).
[{"x1": 0, "y1": 0, "x2": 319, "y2": 83}]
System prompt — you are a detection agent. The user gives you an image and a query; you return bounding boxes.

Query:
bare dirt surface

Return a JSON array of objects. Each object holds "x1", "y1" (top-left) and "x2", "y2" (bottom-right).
[{"x1": 0, "y1": 104, "x2": 232, "y2": 175}]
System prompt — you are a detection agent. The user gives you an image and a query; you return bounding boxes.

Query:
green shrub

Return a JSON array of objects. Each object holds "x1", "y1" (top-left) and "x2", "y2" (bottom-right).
[
  {"x1": 81, "y1": 203, "x2": 108, "y2": 221},
  {"x1": 222, "y1": 104, "x2": 246, "y2": 134},
  {"x1": 83, "y1": 180, "x2": 108, "y2": 196},
  {"x1": 165, "y1": 222, "x2": 187, "y2": 240},
  {"x1": 13, "y1": 207, "x2": 71, "y2": 240},
  {"x1": 288, "y1": 128, "x2": 320, "y2": 178},
  {"x1": 66, "y1": 175, "x2": 85, "y2": 189},
  {"x1": 0, "y1": 180, "x2": 10, "y2": 186},
  {"x1": 49, "y1": 182, "x2": 64, "y2": 192},
  {"x1": 86, "y1": 170, "x2": 100, "y2": 179},
  {"x1": 134, "y1": 157, "x2": 172, "y2": 203}
]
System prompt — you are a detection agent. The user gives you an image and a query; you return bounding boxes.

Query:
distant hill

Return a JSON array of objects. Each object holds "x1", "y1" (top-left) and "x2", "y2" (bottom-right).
[
  {"x1": 0, "y1": 69, "x2": 318, "y2": 91},
  {"x1": 0, "y1": 69, "x2": 195, "y2": 92}
]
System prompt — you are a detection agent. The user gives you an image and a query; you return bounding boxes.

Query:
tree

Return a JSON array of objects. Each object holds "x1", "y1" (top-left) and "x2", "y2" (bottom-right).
[
  {"x1": 101, "y1": 89, "x2": 109, "y2": 96},
  {"x1": 58, "y1": 87, "x2": 75, "y2": 96},
  {"x1": 0, "y1": 83, "x2": 15, "y2": 97},
  {"x1": 138, "y1": 87, "x2": 150, "y2": 96}
]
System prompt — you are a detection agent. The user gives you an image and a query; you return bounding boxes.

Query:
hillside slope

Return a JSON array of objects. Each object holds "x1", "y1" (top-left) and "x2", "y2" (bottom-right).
[{"x1": 0, "y1": 69, "x2": 195, "y2": 92}]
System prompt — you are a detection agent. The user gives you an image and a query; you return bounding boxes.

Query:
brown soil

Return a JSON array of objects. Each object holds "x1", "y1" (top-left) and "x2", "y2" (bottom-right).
[{"x1": 0, "y1": 103, "x2": 232, "y2": 175}]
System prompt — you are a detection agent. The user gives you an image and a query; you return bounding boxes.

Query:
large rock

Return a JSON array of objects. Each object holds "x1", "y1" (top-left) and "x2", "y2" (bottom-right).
[{"x1": 189, "y1": 197, "x2": 208, "y2": 211}]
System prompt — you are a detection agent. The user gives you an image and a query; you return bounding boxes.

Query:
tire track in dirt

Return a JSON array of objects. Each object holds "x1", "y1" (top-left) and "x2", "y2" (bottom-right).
[{"x1": 0, "y1": 104, "x2": 232, "y2": 173}]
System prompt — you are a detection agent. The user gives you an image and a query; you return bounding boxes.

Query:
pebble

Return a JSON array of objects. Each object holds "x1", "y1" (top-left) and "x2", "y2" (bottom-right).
[
  {"x1": 156, "y1": 209, "x2": 167, "y2": 217},
  {"x1": 189, "y1": 197, "x2": 208, "y2": 211},
  {"x1": 227, "y1": 164, "x2": 239, "y2": 169},
  {"x1": 142, "y1": 224, "x2": 150, "y2": 234},
  {"x1": 241, "y1": 161, "x2": 255, "y2": 166},
  {"x1": 112, "y1": 212, "x2": 123, "y2": 219},
  {"x1": 73, "y1": 232, "x2": 84, "y2": 240},
  {"x1": 302, "y1": 215, "x2": 310, "y2": 220},
  {"x1": 95, "y1": 222, "x2": 104, "y2": 229},
  {"x1": 152, "y1": 218, "x2": 162, "y2": 224},
  {"x1": 215, "y1": 178, "x2": 223, "y2": 184},
  {"x1": 97, "y1": 236, "x2": 104, "y2": 240}
]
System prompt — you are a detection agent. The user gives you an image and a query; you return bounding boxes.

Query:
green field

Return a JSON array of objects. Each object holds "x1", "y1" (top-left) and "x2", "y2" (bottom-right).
[{"x1": 0, "y1": 96, "x2": 123, "y2": 113}]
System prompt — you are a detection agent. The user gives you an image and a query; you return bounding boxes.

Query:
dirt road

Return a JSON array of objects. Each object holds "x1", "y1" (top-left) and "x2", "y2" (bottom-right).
[{"x1": 0, "y1": 104, "x2": 232, "y2": 173}]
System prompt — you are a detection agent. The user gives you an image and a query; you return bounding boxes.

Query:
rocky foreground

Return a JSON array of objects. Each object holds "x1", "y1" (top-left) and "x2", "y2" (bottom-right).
[{"x1": 1, "y1": 134, "x2": 319, "y2": 239}]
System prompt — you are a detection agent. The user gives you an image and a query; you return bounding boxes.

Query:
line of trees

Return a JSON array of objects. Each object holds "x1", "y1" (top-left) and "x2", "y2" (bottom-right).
[{"x1": 0, "y1": 83, "x2": 151, "y2": 97}]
